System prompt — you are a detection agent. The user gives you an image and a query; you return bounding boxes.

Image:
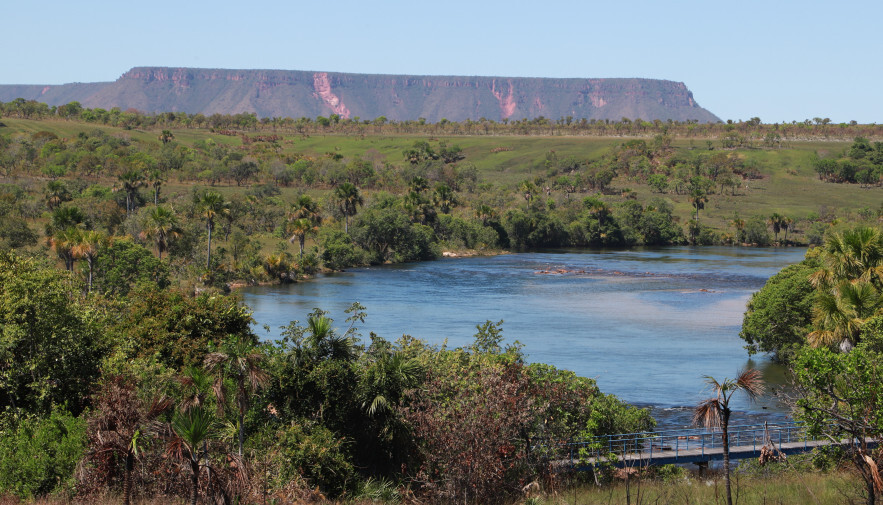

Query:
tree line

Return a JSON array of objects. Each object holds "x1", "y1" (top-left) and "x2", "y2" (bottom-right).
[{"x1": 3, "y1": 98, "x2": 883, "y2": 140}]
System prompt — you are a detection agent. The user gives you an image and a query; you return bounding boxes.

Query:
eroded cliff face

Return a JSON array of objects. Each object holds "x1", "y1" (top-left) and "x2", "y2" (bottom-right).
[{"x1": 0, "y1": 67, "x2": 721, "y2": 123}]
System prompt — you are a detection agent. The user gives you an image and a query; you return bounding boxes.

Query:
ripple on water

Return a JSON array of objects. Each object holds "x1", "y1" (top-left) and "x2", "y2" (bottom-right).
[{"x1": 241, "y1": 246, "x2": 807, "y2": 424}]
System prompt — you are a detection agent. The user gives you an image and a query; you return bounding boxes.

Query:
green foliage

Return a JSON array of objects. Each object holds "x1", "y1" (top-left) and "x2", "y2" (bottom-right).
[
  {"x1": 0, "y1": 252, "x2": 105, "y2": 416},
  {"x1": 741, "y1": 250, "x2": 821, "y2": 360},
  {"x1": 581, "y1": 393, "x2": 656, "y2": 439},
  {"x1": 110, "y1": 287, "x2": 256, "y2": 369},
  {"x1": 352, "y1": 199, "x2": 440, "y2": 263},
  {"x1": 742, "y1": 216, "x2": 772, "y2": 246},
  {"x1": 0, "y1": 409, "x2": 86, "y2": 498},
  {"x1": 858, "y1": 314, "x2": 883, "y2": 352},
  {"x1": 794, "y1": 346, "x2": 883, "y2": 441},
  {"x1": 265, "y1": 421, "x2": 356, "y2": 497},
  {"x1": 93, "y1": 238, "x2": 170, "y2": 296}
]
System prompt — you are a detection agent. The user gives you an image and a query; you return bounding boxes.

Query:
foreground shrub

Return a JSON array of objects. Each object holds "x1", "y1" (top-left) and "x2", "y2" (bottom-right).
[
  {"x1": 0, "y1": 410, "x2": 86, "y2": 498},
  {"x1": 264, "y1": 421, "x2": 356, "y2": 498}
]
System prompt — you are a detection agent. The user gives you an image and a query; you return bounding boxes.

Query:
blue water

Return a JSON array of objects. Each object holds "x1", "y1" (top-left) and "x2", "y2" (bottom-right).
[{"x1": 241, "y1": 246, "x2": 807, "y2": 427}]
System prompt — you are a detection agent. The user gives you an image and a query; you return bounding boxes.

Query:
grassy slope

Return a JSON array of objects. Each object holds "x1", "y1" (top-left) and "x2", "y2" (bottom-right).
[{"x1": 2, "y1": 118, "x2": 880, "y2": 243}]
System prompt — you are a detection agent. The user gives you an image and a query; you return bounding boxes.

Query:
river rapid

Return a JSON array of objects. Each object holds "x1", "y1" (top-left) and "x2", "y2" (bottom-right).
[{"x1": 241, "y1": 246, "x2": 807, "y2": 429}]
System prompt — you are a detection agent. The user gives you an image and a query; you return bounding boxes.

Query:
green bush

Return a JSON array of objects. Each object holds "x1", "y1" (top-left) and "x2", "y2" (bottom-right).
[
  {"x1": 267, "y1": 421, "x2": 356, "y2": 497},
  {"x1": 0, "y1": 410, "x2": 87, "y2": 498}
]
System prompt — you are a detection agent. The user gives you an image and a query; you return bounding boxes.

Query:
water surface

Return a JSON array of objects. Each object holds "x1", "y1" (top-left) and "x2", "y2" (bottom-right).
[{"x1": 241, "y1": 247, "x2": 806, "y2": 427}]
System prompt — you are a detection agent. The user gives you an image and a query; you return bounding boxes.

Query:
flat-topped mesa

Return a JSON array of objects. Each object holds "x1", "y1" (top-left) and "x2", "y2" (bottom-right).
[{"x1": 0, "y1": 67, "x2": 721, "y2": 123}]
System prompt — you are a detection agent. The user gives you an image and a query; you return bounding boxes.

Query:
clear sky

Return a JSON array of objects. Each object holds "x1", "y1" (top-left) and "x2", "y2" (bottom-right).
[{"x1": 3, "y1": 0, "x2": 881, "y2": 123}]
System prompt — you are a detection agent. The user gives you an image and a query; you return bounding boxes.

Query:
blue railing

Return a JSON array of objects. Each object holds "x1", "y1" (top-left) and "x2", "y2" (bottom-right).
[{"x1": 556, "y1": 421, "x2": 821, "y2": 466}]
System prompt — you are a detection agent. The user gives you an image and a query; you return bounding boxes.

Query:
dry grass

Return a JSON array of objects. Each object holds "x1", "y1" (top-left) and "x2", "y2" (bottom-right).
[
  {"x1": 0, "y1": 494, "x2": 187, "y2": 505},
  {"x1": 544, "y1": 471, "x2": 863, "y2": 505}
]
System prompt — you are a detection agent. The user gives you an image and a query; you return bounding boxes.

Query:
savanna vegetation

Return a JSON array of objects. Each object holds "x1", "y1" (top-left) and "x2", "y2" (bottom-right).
[
  {"x1": 0, "y1": 250, "x2": 656, "y2": 503},
  {"x1": 1, "y1": 100, "x2": 883, "y2": 503},
  {"x1": 741, "y1": 225, "x2": 883, "y2": 504}
]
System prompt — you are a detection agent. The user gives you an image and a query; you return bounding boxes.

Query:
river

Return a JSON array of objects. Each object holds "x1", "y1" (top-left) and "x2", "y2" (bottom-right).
[{"x1": 241, "y1": 246, "x2": 807, "y2": 428}]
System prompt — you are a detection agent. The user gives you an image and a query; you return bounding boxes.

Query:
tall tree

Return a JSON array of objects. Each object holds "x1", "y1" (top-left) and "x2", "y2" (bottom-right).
[
  {"x1": 693, "y1": 369, "x2": 764, "y2": 505},
  {"x1": 117, "y1": 170, "x2": 146, "y2": 215},
  {"x1": 334, "y1": 182, "x2": 363, "y2": 233},
  {"x1": 433, "y1": 183, "x2": 457, "y2": 214},
  {"x1": 141, "y1": 205, "x2": 181, "y2": 260},
  {"x1": 48, "y1": 226, "x2": 80, "y2": 272},
  {"x1": 71, "y1": 229, "x2": 105, "y2": 293},
  {"x1": 148, "y1": 168, "x2": 165, "y2": 205},
  {"x1": 196, "y1": 191, "x2": 229, "y2": 270},
  {"x1": 808, "y1": 227, "x2": 883, "y2": 350},
  {"x1": 287, "y1": 194, "x2": 322, "y2": 227},
  {"x1": 287, "y1": 217, "x2": 316, "y2": 258}
]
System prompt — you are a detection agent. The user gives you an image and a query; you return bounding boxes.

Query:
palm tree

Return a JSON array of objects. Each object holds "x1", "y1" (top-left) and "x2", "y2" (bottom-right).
[
  {"x1": 178, "y1": 366, "x2": 217, "y2": 415},
  {"x1": 475, "y1": 204, "x2": 497, "y2": 226},
  {"x1": 808, "y1": 280, "x2": 883, "y2": 350},
  {"x1": 363, "y1": 351, "x2": 423, "y2": 416},
  {"x1": 287, "y1": 217, "x2": 316, "y2": 258},
  {"x1": 807, "y1": 227, "x2": 883, "y2": 350},
  {"x1": 117, "y1": 170, "x2": 146, "y2": 215},
  {"x1": 519, "y1": 180, "x2": 536, "y2": 208},
  {"x1": 204, "y1": 335, "x2": 268, "y2": 457},
  {"x1": 291, "y1": 315, "x2": 358, "y2": 367},
  {"x1": 810, "y1": 227, "x2": 883, "y2": 290},
  {"x1": 334, "y1": 182, "x2": 363, "y2": 233},
  {"x1": 88, "y1": 376, "x2": 170, "y2": 505},
  {"x1": 690, "y1": 189, "x2": 708, "y2": 222},
  {"x1": 158, "y1": 130, "x2": 175, "y2": 144},
  {"x1": 693, "y1": 369, "x2": 764, "y2": 505},
  {"x1": 71, "y1": 230, "x2": 105, "y2": 293},
  {"x1": 287, "y1": 194, "x2": 322, "y2": 227},
  {"x1": 433, "y1": 183, "x2": 457, "y2": 214},
  {"x1": 782, "y1": 216, "x2": 793, "y2": 243},
  {"x1": 141, "y1": 205, "x2": 181, "y2": 260},
  {"x1": 730, "y1": 217, "x2": 746, "y2": 243},
  {"x1": 768, "y1": 213, "x2": 784, "y2": 243},
  {"x1": 148, "y1": 168, "x2": 165, "y2": 205},
  {"x1": 169, "y1": 406, "x2": 217, "y2": 505},
  {"x1": 196, "y1": 191, "x2": 229, "y2": 270},
  {"x1": 584, "y1": 197, "x2": 610, "y2": 226},
  {"x1": 49, "y1": 226, "x2": 81, "y2": 271},
  {"x1": 44, "y1": 180, "x2": 70, "y2": 210}
]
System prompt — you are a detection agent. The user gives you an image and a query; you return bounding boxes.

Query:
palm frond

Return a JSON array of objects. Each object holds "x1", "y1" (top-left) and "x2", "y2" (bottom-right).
[
  {"x1": 693, "y1": 398, "x2": 722, "y2": 429},
  {"x1": 735, "y1": 368, "x2": 765, "y2": 401}
]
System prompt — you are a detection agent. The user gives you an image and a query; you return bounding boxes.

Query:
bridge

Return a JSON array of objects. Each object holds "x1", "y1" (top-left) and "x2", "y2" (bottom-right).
[{"x1": 544, "y1": 422, "x2": 861, "y2": 469}]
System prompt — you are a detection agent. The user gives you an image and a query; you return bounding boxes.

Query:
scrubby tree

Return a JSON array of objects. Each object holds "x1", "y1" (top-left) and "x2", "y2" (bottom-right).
[
  {"x1": 205, "y1": 335, "x2": 267, "y2": 457},
  {"x1": 693, "y1": 369, "x2": 764, "y2": 505}
]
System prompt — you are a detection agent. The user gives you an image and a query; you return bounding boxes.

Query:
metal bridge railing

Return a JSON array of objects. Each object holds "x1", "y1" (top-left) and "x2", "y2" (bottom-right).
[{"x1": 555, "y1": 421, "x2": 820, "y2": 465}]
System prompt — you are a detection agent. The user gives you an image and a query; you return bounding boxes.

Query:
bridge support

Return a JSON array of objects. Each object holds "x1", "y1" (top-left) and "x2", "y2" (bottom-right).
[{"x1": 694, "y1": 461, "x2": 709, "y2": 477}]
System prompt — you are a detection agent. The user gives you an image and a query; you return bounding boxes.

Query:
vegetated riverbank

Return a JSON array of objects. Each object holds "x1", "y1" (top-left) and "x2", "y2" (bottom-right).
[{"x1": 1, "y1": 114, "x2": 880, "y2": 298}]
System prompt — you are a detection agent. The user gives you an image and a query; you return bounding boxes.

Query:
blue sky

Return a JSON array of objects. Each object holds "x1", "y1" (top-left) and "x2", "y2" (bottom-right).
[{"x1": 4, "y1": 0, "x2": 881, "y2": 123}]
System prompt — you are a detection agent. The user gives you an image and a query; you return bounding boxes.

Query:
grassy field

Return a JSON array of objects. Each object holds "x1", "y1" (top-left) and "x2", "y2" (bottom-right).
[{"x1": 546, "y1": 472, "x2": 861, "y2": 505}]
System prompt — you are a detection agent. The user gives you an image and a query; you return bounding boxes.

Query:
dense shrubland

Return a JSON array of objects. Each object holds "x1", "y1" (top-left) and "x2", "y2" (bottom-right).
[{"x1": 0, "y1": 252, "x2": 652, "y2": 503}]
